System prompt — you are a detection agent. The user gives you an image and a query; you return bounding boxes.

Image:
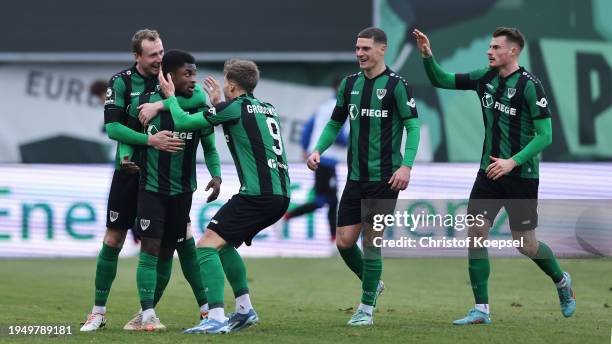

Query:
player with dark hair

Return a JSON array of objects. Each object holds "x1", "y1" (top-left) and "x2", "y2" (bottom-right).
[
  {"x1": 119, "y1": 49, "x2": 222, "y2": 331},
  {"x1": 307, "y1": 27, "x2": 421, "y2": 326},
  {"x1": 413, "y1": 26, "x2": 575, "y2": 325}
]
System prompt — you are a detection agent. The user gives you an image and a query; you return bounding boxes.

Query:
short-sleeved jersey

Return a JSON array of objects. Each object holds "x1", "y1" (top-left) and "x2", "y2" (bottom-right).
[
  {"x1": 454, "y1": 67, "x2": 551, "y2": 179},
  {"x1": 204, "y1": 94, "x2": 290, "y2": 197},
  {"x1": 127, "y1": 90, "x2": 214, "y2": 196},
  {"x1": 104, "y1": 64, "x2": 160, "y2": 169},
  {"x1": 330, "y1": 67, "x2": 418, "y2": 182}
]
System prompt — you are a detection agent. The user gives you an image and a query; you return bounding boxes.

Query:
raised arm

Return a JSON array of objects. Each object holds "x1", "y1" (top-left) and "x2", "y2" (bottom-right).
[{"x1": 413, "y1": 29, "x2": 486, "y2": 90}]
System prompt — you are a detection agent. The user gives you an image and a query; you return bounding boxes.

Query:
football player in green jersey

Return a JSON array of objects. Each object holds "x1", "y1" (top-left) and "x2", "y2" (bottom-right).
[
  {"x1": 140, "y1": 59, "x2": 291, "y2": 334},
  {"x1": 306, "y1": 27, "x2": 421, "y2": 326},
  {"x1": 122, "y1": 50, "x2": 222, "y2": 331},
  {"x1": 413, "y1": 27, "x2": 575, "y2": 325},
  {"x1": 81, "y1": 29, "x2": 183, "y2": 332}
]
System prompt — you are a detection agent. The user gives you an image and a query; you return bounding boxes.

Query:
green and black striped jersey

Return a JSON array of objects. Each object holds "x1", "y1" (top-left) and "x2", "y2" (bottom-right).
[
  {"x1": 331, "y1": 67, "x2": 418, "y2": 181},
  {"x1": 127, "y1": 90, "x2": 219, "y2": 195},
  {"x1": 204, "y1": 93, "x2": 290, "y2": 197},
  {"x1": 454, "y1": 67, "x2": 551, "y2": 179},
  {"x1": 104, "y1": 64, "x2": 160, "y2": 169}
]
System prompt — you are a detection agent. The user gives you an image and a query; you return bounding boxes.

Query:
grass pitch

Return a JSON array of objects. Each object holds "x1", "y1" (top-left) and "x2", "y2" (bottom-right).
[{"x1": 0, "y1": 257, "x2": 610, "y2": 343}]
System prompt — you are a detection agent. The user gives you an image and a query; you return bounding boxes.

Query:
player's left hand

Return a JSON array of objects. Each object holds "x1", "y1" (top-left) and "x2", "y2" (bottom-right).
[
  {"x1": 389, "y1": 165, "x2": 411, "y2": 191},
  {"x1": 158, "y1": 70, "x2": 175, "y2": 97},
  {"x1": 205, "y1": 176, "x2": 222, "y2": 203},
  {"x1": 137, "y1": 101, "x2": 164, "y2": 126},
  {"x1": 486, "y1": 155, "x2": 516, "y2": 180},
  {"x1": 120, "y1": 155, "x2": 140, "y2": 174},
  {"x1": 203, "y1": 76, "x2": 222, "y2": 105}
]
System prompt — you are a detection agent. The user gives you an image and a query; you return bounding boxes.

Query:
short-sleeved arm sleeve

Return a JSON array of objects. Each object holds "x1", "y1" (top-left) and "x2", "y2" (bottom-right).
[
  {"x1": 393, "y1": 78, "x2": 418, "y2": 120},
  {"x1": 524, "y1": 80, "x2": 552, "y2": 119},
  {"x1": 104, "y1": 75, "x2": 127, "y2": 124},
  {"x1": 204, "y1": 101, "x2": 242, "y2": 126},
  {"x1": 330, "y1": 77, "x2": 349, "y2": 123}
]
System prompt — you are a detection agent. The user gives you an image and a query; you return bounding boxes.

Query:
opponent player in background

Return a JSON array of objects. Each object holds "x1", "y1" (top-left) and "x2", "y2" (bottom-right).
[
  {"x1": 81, "y1": 30, "x2": 219, "y2": 331},
  {"x1": 413, "y1": 27, "x2": 575, "y2": 325},
  {"x1": 307, "y1": 27, "x2": 420, "y2": 326},
  {"x1": 141, "y1": 59, "x2": 291, "y2": 333},
  {"x1": 282, "y1": 78, "x2": 348, "y2": 242}
]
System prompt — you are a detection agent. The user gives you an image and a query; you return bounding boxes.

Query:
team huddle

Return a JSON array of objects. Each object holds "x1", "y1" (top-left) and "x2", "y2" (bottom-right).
[{"x1": 80, "y1": 26, "x2": 576, "y2": 334}]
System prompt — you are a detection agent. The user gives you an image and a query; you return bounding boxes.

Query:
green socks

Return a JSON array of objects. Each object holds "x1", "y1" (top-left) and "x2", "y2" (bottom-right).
[
  {"x1": 361, "y1": 246, "x2": 382, "y2": 306},
  {"x1": 94, "y1": 243, "x2": 121, "y2": 306},
  {"x1": 177, "y1": 238, "x2": 208, "y2": 306},
  {"x1": 137, "y1": 251, "x2": 158, "y2": 310},
  {"x1": 338, "y1": 244, "x2": 364, "y2": 280},
  {"x1": 468, "y1": 247, "x2": 490, "y2": 304},
  {"x1": 219, "y1": 246, "x2": 249, "y2": 297},
  {"x1": 531, "y1": 241, "x2": 564, "y2": 283},
  {"x1": 153, "y1": 257, "x2": 172, "y2": 307},
  {"x1": 338, "y1": 244, "x2": 380, "y2": 306},
  {"x1": 197, "y1": 247, "x2": 225, "y2": 309}
]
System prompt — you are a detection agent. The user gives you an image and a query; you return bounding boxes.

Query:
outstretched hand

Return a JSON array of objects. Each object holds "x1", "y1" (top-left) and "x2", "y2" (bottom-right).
[
  {"x1": 203, "y1": 76, "x2": 222, "y2": 105},
  {"x1": 412, "y1": 29, "x2": 433, "y2": 58}
]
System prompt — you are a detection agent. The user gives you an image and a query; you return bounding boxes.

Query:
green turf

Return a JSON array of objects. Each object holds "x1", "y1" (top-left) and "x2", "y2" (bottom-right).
[{"x1": 0, "y1": 257, "x2": 610, "y2": 343}]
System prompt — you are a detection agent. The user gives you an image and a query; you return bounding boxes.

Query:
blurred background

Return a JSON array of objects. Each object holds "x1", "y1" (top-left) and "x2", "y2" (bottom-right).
[{"x1": 0, "y1": 0, "x2": 611, "y2": 258}]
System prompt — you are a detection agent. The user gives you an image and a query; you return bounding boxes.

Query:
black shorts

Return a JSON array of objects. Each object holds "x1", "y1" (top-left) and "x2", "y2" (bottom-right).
[
  {"x1": 208, "y1": 194, "x2": 290, "y2": 248},
  {"x1": 134, "y1": 190, "x2": 193, "y2": 242},
  {"x1": 467, "y1": 171, "x2": 539, "y2": 231},
  {"x1": 337, "y1": 181, "x2": 399, "y2": 227},
  {"x1": 106, "y1": 169, "x2": 139, "y2": 230}
]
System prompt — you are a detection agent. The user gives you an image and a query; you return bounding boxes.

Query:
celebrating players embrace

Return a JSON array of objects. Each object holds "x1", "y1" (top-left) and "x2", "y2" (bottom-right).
[{"x1": 81, "y1": 24, "x2": 575, "y2": 335}]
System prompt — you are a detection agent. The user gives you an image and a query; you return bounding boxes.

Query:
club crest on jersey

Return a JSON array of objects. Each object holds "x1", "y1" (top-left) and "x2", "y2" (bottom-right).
[
  {"x1": 376, "y1": 89, "x2": 387, "y2": 100},
  {"x1": 147, "y1": 125, "x2": 159, "y2": 135},
  {"x1": 507, "y1": 88, "x2": 516, "y2": 99},
  {"x1": 536, "y1": 97, "x2": 548, "y2": 108},
  {"x1": 109, "y1": 211, "x2": 119, "y2": 222},
  {"x1": 407, "y1": 98, "x2": 416, "y2": 108},
  {"x1": 349, "y1": 104, "x2": 359, "y2": 120},
  {"x1": 481, "y1": 93, "x2": 494, "y2": 108},
  {"x1": 140, "y1": 219, "x2": 151, "y2": 231}
]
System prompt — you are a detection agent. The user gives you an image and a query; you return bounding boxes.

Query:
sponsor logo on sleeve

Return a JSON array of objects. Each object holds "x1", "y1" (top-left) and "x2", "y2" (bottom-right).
[{"x1": 536, "y1": 98, "x2": 548, "y2": 108}]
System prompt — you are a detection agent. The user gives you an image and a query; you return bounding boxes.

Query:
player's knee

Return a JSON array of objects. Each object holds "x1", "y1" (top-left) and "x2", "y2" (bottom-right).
[
  {"x1": 158, "y1": 244, "x2": 175, "y2": 260},
  {"x1": 467, "y1": 220, "x2": 491, "y2": 242},
  {"x1": 185, "y1": 223, "x2": 193, "y2": 240},
  {"x1": 336, "y1": 235, "x2": 356, "y2": 249},
  {"x1": 104, "y1": 228, "x2": 127, "y2": 248},
  {"x1": 196, "y1": 228, "x2": 225, "y2": 250},
  {"x1": 140, "y1": 237, "x2": 161, "y2": 256},
  {"x1": 516, "y1": 237, "x2": 538, "y2": 257}
]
